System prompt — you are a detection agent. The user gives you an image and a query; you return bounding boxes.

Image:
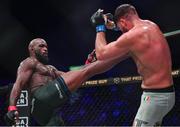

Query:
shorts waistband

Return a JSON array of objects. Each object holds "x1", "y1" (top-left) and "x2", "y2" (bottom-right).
[{"x1": 143, "y1": 85, "x2": 175, "y2": 93}]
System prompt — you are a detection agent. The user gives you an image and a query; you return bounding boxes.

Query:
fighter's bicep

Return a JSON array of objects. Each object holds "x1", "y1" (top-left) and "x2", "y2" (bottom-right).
[
  {"x1": 102, "y1": 34, "x2": 131, "y2": 60},
  {"x1": 15, "y1": 61, "x2": 35, "y2": 87},
  {"x1": 17, "y1": 68, "x2": 33, "y2": 84}
]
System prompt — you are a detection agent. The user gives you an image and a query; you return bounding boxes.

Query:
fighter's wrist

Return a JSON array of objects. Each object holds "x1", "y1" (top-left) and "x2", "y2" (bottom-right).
[
  {"x1": 96, "y1": 25, "x2": 106, "y2": 32},
  {"x1": 8, "y1": 106, "x2": 17, "y2": 111}
]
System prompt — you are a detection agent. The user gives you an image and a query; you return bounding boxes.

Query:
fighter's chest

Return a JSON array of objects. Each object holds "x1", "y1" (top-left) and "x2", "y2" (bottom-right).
[{"x1": 35, "y1": 64, "x2": 55, "y2": 76}]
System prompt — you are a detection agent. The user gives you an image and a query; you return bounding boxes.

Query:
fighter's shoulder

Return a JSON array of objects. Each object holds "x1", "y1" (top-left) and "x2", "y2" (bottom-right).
[
  {"x1": 19, "y1": 57, "x2": 38, "y2": 69},
  {"x1": 130, "y1": 26, "x2": 146, "y2": 36},
  {"x1": 144, "y1": 20, "x2": 157, "y2": 26},
  {"x1": 118, "y1": 27, "x2": 140, "y2": 42},
  {"x1": 128, "y1": 22, "x2": 154, "y2": 38},
  {"x1": 142, "y1": 20, "x2": 160, "y2": 32},
  {"x1": 116, "y1": 25, "x2": 146, "y2": 46}
]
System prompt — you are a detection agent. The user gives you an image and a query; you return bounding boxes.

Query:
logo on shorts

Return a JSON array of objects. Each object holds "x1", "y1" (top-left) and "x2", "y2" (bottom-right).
[
  {"x1": 15, "y1": 117, "x2": 28, "y2": 127},
  {"x1": 55, "y1": 83, "x2": 63, "y2": 99},
  {"x1": 16, "y1": 90, "x2": 28, "y2": 107},
  {"x1": 144, "y1": 96, "x2": 150, "y2": 102},
  {"x1": 134, "y1": 119, "x2": 148, "y2": 126}
]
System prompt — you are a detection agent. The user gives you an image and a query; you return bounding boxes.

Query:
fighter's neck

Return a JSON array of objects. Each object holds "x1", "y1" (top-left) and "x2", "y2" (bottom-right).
[{"x1": 132, "y1": 18, "x2": 144, "y2": 26}]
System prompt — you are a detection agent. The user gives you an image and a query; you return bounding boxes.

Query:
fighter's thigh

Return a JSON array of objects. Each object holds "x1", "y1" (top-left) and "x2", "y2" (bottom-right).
[
  {"x1": 31, "y1": 98, "x2": 53, "y2": 125},
  {"x1": 133, "y1": 99, "x2": 166, "y2": 126}
]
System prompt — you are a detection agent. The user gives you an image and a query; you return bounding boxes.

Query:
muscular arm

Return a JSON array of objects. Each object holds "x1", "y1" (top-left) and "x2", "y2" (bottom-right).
[
  {"x1": 9, "y1": 58, "x2": 35, "y2": 106},
  {"x1": 95, "y1": 32, "x2": 132, "y2": 61}
]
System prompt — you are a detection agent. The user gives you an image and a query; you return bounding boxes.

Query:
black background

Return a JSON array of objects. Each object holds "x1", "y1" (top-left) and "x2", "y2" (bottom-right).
[
  {"x1": 0, "y1": 0, "x2": 180, "y2": 82},
  {"x1": 0, "y1": 0, "x2": 180, "y2": 126}
]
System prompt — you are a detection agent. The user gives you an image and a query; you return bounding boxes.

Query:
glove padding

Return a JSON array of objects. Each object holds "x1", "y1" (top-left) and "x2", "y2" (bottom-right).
[
  {"x1": 4, "y1": 110, "x2": 18, "y2": 126},
  {"x1": 85, "y1": 50, "x2": 97, "y2": 64},
  {"x1": 104, "y1": 13, "x2": 119, "y2": 31},
  {"x1": 90, "y1": 9, "x2": 105, "y2": 27},
  {"x1": 91, "y1": 10, "x2": 119, "y2": 32}
]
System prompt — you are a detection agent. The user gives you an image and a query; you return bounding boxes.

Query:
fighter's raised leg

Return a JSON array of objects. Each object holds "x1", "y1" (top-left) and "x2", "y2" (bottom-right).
[{"x1": 61, "y1": 58, "x2": 120, "y2": 91}]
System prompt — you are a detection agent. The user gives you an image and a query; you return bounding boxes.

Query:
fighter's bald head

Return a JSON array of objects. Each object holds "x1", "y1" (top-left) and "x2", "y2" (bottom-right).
[
  {"x1": 28, "y1": 38, "x2": 46, "y2": 49},
  {"x1": 28, "y1": 38, "x2": 47, "y2": 56}
]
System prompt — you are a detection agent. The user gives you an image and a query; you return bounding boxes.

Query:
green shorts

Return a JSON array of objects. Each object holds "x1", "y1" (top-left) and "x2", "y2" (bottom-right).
[
  {"x1": 134, "y1": 85, "x2": 175, "y2": 126},
  {"x1": 30, "y1": 77, "x2": 71, "y2": 125}
]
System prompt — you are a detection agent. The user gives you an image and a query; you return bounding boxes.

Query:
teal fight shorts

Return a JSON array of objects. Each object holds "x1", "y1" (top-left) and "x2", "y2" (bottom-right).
[{"x1": 30, "y1": 77, "x2": 71, "y2": 125}]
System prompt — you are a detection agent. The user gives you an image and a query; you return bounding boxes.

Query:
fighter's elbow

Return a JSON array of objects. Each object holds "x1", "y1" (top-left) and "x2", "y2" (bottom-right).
[{"x1": 96, "y1": 51, "x2": 106, "y2": 61}]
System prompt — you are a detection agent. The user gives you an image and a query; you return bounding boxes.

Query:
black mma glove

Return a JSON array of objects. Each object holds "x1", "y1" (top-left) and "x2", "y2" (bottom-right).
[
  {"x1": 90, "y1": 9, "x2": 106, "y2": 32},
  {"x1": 4, "y1": 106, "x2": 18, "y2": 126}
]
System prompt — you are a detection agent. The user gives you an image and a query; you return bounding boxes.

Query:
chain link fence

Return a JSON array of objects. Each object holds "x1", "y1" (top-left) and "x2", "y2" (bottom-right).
[
  {"x1": 59, "y1": 77, "x2": 179, "y2": 126},
  {"x1": 0, "y1": 73, "x2": 179, "y2": 126}
]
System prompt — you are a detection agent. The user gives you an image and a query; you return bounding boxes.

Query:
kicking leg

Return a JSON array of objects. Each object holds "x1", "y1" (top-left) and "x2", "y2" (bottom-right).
[{"x1": 61, "y1": 59, "x2": 120, "y2": 91}]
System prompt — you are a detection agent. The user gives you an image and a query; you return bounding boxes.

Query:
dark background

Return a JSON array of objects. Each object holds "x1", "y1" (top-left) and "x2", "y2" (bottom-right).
[
  {"x1": 0, "y1": 0, "x2": 180, "y2": 82},
  {"x1": 0, "y1": 0, "x2": 180, "y2": 126}
]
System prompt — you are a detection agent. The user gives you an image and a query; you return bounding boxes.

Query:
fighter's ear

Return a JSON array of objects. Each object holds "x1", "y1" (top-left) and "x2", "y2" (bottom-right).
[
  {"x1": 28, "y1": 46, "x2": 34, "y2": 53},
  {"x1": 120, "y1": 19, "x2": 126, "y2": 26}
]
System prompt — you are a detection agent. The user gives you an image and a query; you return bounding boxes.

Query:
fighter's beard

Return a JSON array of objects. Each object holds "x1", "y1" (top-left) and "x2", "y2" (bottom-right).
[{"x1": 35, "y1": 51, "x2": 49, "y2": 65}]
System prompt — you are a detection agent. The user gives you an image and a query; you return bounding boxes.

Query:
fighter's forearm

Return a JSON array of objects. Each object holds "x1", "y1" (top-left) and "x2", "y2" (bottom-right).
[
  {"x1": 95, "y1": 32, "x2": 107, "y2": 60},
  {"x1": 9, "y1": 84, "x2": 22, "y2": 106}
]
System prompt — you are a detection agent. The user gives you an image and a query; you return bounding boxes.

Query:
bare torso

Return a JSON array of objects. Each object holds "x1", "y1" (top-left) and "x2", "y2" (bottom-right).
[
  {"x1": 31, "y1": 63, "x2": 58, "y2": 92},
  {"x1": 129, "y1": 20, "x2": 173, "y2": 88},
  {"x1": 20, "y1": 57, "x2": 60, "y2": 93}
]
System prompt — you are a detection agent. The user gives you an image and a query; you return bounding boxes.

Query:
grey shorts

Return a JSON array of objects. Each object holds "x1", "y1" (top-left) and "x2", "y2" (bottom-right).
[{"x1": 134, "y1": 86, "x2": 175, "y2": 126}]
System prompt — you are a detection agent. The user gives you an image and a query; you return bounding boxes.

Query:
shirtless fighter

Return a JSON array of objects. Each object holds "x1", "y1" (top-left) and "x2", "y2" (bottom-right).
[
  {"x1": 5, "y1": 38, "x2": 120, "y2": 126},
  {"x1": 90, "y1": 4, "x2": 175, "y2": 126}
]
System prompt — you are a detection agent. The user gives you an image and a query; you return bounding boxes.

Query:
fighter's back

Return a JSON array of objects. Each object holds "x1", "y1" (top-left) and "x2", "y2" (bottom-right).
[{"x1": 130, "y1": 20, "x2": 173, "y2": 88}]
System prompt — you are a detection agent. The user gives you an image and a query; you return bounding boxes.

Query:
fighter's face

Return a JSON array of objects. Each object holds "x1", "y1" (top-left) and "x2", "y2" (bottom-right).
[
  {"x1": 34, "y1": 41, "x2": 49, "y2": 64},
  {"x1": 116, "y1": 19, "x2": 131, "y2": 33}
]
